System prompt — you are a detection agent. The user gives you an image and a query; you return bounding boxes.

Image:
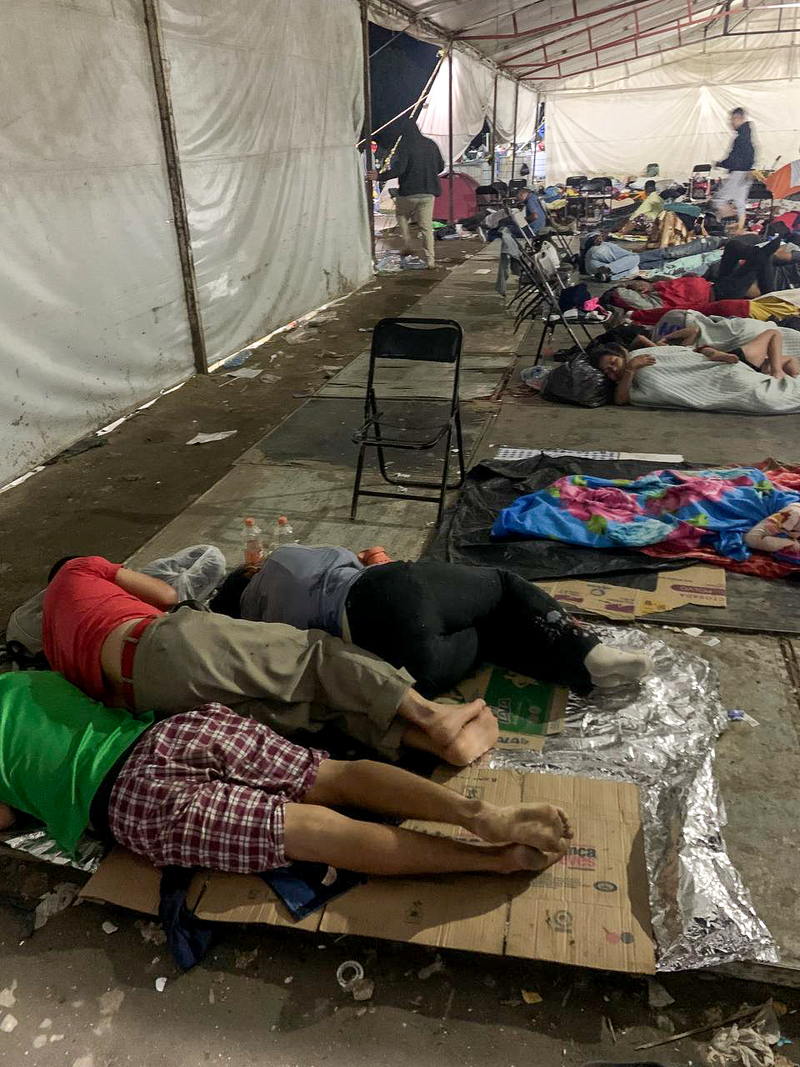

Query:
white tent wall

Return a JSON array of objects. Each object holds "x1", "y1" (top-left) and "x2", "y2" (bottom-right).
[
  {"x1": 0, "y1": 0, "x2": 372, "y2": 487},
  {"x1": 0, "y1": 0, "x2": 194, "y2": 486},
  {"x1": 545, "y1": 42, "x2": 800, "y2": 183},
  {"x1": 418, "y1": 50, "x2": 539, "y2": 163},
  {"x1": 159, "y1": 0, "x2": 372, "y2": 365}
]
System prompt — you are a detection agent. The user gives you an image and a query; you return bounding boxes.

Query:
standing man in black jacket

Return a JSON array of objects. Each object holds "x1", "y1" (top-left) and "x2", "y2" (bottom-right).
[
  {"x1": 371, "y1": 118, "x2": 444, "y2": 268},
  {"x1": 713, "y1": 107, "x2": 756, "y2": 232}
]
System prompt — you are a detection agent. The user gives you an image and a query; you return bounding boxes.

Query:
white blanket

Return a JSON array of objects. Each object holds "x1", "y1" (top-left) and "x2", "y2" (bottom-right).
[{"x1": 630, "y1": 346, "x2": 800, "y2": 415}]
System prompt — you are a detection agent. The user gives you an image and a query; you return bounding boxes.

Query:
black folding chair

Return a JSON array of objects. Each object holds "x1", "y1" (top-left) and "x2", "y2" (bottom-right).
[
  {"x1": 508, "y1": 237, "x2": 598, "y2": 363},
  {"x1": 746, "y1": 180, "x2": 774, "y2": 226},
  {"x1": 582, "y1": 176, "x2": 614, "y2": 222},
  {"x1": 350, "y1": 318, "x2": 466, "y2": 525},
  {"x1": 508, "y1": 178, "x2": 527, "y2": 196}
]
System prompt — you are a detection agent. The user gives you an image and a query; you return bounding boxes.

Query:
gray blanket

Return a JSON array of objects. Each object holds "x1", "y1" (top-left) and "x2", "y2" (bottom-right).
[{"x1": 630, "y1": 345, "x2": 800, "y2": 415}]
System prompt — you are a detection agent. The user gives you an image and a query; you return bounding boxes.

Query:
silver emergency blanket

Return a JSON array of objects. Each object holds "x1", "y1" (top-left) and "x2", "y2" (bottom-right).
[
  {"x1": 490, "y1": 625, "x2": 779, "y2": 971},
  {"x1": 4, "y1": 829, "x2": 105, "y2": 874}
]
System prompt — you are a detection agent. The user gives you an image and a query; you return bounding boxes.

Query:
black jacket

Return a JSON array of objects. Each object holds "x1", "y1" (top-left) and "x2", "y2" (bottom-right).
[
  {"x1": 379, "y1": 123, "x2": 444, "y2": 197},
  {"x1": 718, "y1": 121, "x2": 755, "y2": 172}
]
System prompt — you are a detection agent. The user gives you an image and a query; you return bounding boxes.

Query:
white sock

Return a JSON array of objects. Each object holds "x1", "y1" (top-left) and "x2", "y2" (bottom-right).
[
  {"x1": 584, "y1": 645, "x2": 653, "y2": 685},
  {"x1": 592, "y1": 672, "x2": 632, "y2": 689}
]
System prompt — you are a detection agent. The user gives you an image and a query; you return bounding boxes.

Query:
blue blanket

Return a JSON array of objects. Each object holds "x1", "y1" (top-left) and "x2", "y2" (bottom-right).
[{"x1": 491, "y1": 467, "x2": 800, "y2": 561}]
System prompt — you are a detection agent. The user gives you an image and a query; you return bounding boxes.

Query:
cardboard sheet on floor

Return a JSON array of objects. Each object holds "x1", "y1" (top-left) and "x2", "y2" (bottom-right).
[
  {"x1": 539, "y1": 565, "x2": 726, "y2": 622},
  {"x1": 80, "y1": 768, "x2": 654, "y2": 975}
]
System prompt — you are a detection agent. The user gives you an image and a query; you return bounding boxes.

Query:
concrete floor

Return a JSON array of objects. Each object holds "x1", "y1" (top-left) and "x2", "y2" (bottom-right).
[{"x1": 2, "y1": 241, "x2": 800, "y2": 1066}]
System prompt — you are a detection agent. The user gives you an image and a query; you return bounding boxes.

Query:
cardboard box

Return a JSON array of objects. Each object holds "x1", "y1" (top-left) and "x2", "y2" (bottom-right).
[
  {"x1": 80, "y1": 767, "x2": 654, "y2": 975},
  {"x1": 540, "y1": 564, "x2": 726, "y2": 622},
  {"x1": 442, "y1": 666, "x2": 569, "y2": 753},
  {"x1": 538, "y1": 580, "x2": 639, "y2": 622}
]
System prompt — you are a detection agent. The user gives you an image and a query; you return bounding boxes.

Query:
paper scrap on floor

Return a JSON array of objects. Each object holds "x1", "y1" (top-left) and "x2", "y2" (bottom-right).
[
  {"x1": 80, "y1": 767, "x2": 655, "y2": 974},
  {"x1": 225, "y1": 368, "x2": 262, "y2": 379},
  {"x1": 539, "y1": 565, "x2": 726, "y2": 622},
  {"x1": 186, "y1": 431, "x2": 238, "y2": 446}
]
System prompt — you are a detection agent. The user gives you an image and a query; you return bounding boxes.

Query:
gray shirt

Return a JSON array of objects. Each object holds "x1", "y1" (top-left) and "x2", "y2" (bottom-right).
[{"x1": 239, "y1": 546, "x2": 364, "y2": 637}]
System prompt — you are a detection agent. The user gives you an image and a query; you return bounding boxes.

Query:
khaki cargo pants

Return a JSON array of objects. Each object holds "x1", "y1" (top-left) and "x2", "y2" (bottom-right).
[
  {"x1": 132, "y1": 607, "x2": 413, "y2": 759},
  {"x1": 396, "y1": 193, "x2": 436, "y2": 267}
]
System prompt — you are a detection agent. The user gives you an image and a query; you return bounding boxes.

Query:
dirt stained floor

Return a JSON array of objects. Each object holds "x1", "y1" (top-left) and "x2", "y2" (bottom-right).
[{"x1": 0, "y1": 239, "x2": 473, "y2": 624}]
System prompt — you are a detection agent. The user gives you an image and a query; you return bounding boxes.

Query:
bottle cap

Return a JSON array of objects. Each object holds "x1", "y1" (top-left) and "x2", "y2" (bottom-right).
[
  {"x1": 244, "y1": 517, "x2": 255, "y2": 526},
  {"x1": 278, "y1": 516, "x2": 289, "y2": 525}
]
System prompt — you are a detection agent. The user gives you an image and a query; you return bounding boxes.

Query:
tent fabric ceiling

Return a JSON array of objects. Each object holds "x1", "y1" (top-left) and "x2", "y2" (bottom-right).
[{"x1": 369, "y1": 0, "x2": 800, "y2": 89}]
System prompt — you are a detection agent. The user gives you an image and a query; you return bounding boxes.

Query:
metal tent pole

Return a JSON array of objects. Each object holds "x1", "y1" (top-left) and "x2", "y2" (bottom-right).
[
  {"x1": 490, "y1": 73, "x2": 498, "y2": 185},
  {"x1": 533, "y1": 89, "x2": 541, "y2": 177},
  {"x1": 510, "y1": 80, "x2": 519, "y2": 180},
  {"x1": 447, "y1": 46, "x2": 454, "y2": 223},
  {"x1": 360, "y1": 0, "x2": 376, "y2": 262},
  {"x1": 142, "y1": 0, "x2": 207, "y2": 374}
]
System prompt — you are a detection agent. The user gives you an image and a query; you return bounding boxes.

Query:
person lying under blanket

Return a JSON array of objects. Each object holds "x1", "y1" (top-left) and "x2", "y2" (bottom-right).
[
  {"x1": 0, "y1": 672, "x2": 571, "y2": 878},
  {"x1": 745, "y1": 503, "x2": 800, "y2": 564},
  {"x1": 587, "y1": 342, "x2": 800, "y2": 415},
  {"x1": 652, "y1": 308, "x2": 800, "y2": 353},
  {"x1": 610, "y1": 236, "x2": 799, "y2": 314},
  {"x1": 490, "y1": 467, "x2": 800, "y2": 563},
  {"x1": 42, "y1": 555, "x2": 497, "y2": 767},
  {"x1": 210, "y1": 549, "x2": 652, "y2": 696},
  {"x1": 602, "y1": 312, "x2": 800, "y2": 379}
]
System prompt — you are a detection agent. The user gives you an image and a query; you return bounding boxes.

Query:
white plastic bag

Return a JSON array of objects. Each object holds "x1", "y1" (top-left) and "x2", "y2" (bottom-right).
[
  {"x1": 6, "y1": 588, "x2": 46, "y2": 656},
  {"x1": 140, "y1": 545, "x2": 227, "y2": 603}
]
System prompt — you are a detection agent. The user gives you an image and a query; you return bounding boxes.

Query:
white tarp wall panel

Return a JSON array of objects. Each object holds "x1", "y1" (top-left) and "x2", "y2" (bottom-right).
[
  {"x1": 546, "y1": 43, "x2": 800, "y2": 183},
  {"x1": 159, "y1": 1, "x2": 372, "y2": 364},
  {"x1": 0, "y1": 0, "x2": 194, "y2": 485},
  {"x1": 419, "y1": 51, "x2": 539, "y2": 162}
]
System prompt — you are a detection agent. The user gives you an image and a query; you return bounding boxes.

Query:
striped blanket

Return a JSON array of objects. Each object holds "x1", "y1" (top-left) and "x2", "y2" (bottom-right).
[{"x1": 630, "y1": 346, "x2": 800, "y2": 415}]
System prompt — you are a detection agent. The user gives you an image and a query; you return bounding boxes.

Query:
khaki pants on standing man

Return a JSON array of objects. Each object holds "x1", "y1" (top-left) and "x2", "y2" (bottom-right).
[{"x1": 396, "y1": 193, "x2": 436, "y2": 268}]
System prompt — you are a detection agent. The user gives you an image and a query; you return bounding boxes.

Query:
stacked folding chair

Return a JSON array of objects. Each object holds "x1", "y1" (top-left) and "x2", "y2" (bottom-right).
[{"x1": 508, "y1": 234, "x2": 604, "y2": 364}]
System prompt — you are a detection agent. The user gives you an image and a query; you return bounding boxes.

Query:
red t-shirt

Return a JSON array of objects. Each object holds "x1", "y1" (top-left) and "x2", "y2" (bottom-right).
[
  {"x1": 653, "y1": 275, "x2": 713, "y2": 310},
  {"x1": 42, "y1": 556, "x2": 163, "y2": 702}
]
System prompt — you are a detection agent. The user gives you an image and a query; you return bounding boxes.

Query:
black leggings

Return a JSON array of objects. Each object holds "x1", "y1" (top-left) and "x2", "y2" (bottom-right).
[
  {"x1": 712, "y1": 236, "x2": 780, "y2": 300},
  {"x1": 345, "y1": 561, "x2": 599, "y2": 699}
]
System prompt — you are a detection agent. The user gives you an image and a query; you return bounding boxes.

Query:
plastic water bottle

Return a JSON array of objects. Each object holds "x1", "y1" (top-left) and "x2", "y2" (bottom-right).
[
  {"x1": 243, "y1": 517, "x2": 264, "y2": 566},
  {"x1": 273, "y1": 515, "x2": 294, "y2": 551}
]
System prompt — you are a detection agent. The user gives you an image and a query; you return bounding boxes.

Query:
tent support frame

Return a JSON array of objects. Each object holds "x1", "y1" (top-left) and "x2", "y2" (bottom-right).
[
  {"x1": 142, "y1": 0, "x2": 208, "y2": 374},
  {"x1": 490, "y1": 73, "x2": 498, "y2": 185},
  {"x1": 360, "y1": 0, "x2": 377, "y2": 262},
  {"x1": 448, "y1": 45, "x2": 454, "y2": 223},
  {"x1": 510, "y1": 80, "x2": 519, "y2": 179}
]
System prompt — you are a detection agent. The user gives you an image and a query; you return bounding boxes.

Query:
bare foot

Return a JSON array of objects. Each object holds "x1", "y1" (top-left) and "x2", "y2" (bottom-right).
[
  {"x1": 398, "y1": 691, "x2": 486, "y2": 749},
  {"x1": 495, "y1": 843, "x2": 566, "y2": 874},
  {"x1": 475, "y1": 803, "x2": 573, "y2": 852},
  {"x1": 441, "y1": 706, "x2": 499, "y2": 766}
]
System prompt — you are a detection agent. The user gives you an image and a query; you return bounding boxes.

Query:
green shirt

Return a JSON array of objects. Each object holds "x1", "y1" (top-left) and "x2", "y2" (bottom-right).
[
  {"x1": 630, "y1": 191, "x2": 665, "y2": 221},
  {"x1": 0, "y1": 672, "x2": 153, "y2": 857}
]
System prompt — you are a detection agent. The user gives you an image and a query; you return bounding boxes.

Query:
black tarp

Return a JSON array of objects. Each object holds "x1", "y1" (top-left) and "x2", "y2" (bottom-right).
[{"x1": 426, "y1": 455, "x2": 697, "y2": 581}]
